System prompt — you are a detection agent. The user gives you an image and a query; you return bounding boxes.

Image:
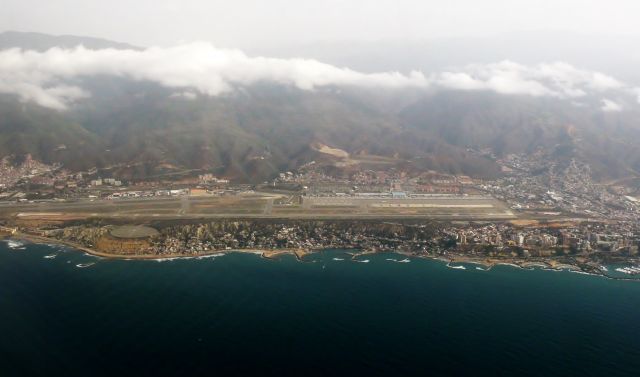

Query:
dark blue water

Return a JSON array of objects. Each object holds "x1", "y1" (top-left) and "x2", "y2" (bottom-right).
[{"x1": 1, "y1": 239, "x2": 640, "y2": 377}]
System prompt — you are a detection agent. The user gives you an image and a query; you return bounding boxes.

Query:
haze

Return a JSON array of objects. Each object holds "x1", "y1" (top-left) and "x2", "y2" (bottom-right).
[
  {"x1": 4, "y1": 4, "x2": 640, "y2": 377},
  {"x1": 3, "y1": 0, "x2": 640, "y2": 49}
]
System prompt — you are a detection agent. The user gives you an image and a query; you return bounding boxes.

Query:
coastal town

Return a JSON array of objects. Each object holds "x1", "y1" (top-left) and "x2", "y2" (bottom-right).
[
  {"x1": 19, "y1": 217, "x2": 635, "y2": 277},
  {"x1": 1, "y1": 150, "x2": 640, "y2": 278},
  {"x1": 2, "y1": 150, "x2": 639, "y2": 221},
  {"x1": 481, "y1": 151, "x2": 640, "y2": 221}
]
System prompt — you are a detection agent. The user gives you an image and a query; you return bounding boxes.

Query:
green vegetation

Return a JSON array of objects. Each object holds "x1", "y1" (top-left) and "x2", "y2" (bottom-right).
[{"x1": 3, "y1": 81, "x2": 640, "y2": 183}]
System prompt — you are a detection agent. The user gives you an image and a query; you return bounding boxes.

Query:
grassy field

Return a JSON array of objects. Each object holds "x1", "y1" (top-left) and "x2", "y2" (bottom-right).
[{"x1": 110, "y1": 225, "x2": 159, "y2": 238}]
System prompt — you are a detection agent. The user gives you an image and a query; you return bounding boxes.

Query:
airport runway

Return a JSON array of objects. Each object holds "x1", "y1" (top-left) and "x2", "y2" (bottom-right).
[{"x1": 0, "y1": 194, "x2": 516, "y2": 221}]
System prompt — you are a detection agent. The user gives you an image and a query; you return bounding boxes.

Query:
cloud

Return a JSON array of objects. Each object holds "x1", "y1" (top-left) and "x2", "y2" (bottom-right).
[
  {"x1": 601, "y1": 99, "x2": 622, "y2": 112},
  {"x1": 0, "y1": 43, "x2": 430, "y2": 109},
  {"x1": 0, "y1": 81, "x2": 89, "y2": 110},
  {"x1": 0, "y1": 43, "x2": 634, "y2": 110},
  {"x1": 169, "y1": 91, "x2": 198, "y2": 100},
  {"x1": 449, "y1": 61, "x2": 556, "y2": 97},
  {"x1": 437, "y1": 61, "x2": 624, "y2": 98}
]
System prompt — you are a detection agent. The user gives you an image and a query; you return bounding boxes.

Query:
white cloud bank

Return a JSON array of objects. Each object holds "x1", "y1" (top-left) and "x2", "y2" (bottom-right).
[
  {"x1": 601, "y1": 98, "x2": 623, "y2": 112},
  {"x1": 0, "y1": 42, "x2": 634, "y2": 110}
]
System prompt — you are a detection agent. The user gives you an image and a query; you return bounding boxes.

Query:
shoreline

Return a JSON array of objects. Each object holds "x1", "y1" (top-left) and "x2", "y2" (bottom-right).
[
  {"x1": 427, "y1": 255, "x2": 640, "y2": 282},
  {"x1": 5, "y1": 234, "x2": 640, "y2": 281},
  {"x1": 10, "y1": 232, "x2": 309, "y2": 261}
]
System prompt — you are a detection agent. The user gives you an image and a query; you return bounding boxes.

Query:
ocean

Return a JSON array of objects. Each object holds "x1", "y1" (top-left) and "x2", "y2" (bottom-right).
[{"x1": 1, "y1": 239, "x2": 639, "y2": 377}]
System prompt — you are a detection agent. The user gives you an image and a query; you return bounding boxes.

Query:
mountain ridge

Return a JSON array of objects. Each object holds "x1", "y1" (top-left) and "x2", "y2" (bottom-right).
[
  {"x1": 0, "y1": 30, "x2": 140, "y2": 51},
  {"x1": 1, "y1": 32, "x2": 640, "y2": 183}
]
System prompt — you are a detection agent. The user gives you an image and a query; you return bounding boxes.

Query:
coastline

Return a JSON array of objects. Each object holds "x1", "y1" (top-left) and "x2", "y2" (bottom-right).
[
  {"x1": 5, "y1": 233, "x2": 640, "y2": 281},
  {"x1": 9, "y1": 232, "x2": 313, "y2": 261}
]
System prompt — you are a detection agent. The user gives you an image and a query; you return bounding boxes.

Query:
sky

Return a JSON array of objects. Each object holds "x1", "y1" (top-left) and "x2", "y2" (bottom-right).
[
  {"x1": 2, "y1": 0, "x2": 640, "y2": 111},
  {"x1": 2, "y1": 0, "x2": 640, "y2": 48},
  {"x1": 1, "y1": 43, "x2": 636, "y2": 111}
]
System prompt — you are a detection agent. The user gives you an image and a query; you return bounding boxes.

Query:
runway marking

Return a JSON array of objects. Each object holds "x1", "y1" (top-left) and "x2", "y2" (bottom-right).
[{"x1": 371, "y1": 204, "x2": 494, "y2": 208}]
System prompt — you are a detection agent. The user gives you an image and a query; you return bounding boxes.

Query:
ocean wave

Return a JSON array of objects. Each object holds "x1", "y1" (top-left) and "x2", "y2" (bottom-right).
[
  {"x1": 152, "y1": 254, "x2": 226, "y2": 262},
  {"x1": 332, "y1": 257, "x2": 345, "y2": 261},
  {"x1": 51, "y1": 244, "x2": 72, "y2": 252},
  {"x1": 154, "y1": 257, "x2": 183, "y2": 262},
  {"x1": 4, "y1": 240, "x2": 26, "y2": 250},
  {"x1": 497, "y1": 263, "x2": 522, "y2": 269},
  {"x1": 386, "y1": 258, "x2": 411, "y2": 263},
  {"x1": 570, "y1": 270, "x2": 596, "y2": 276},
  {"x1": 43, "y1": 254, "x2": 57, "y2": 259},
  {"x1": 196, "y1": 253, "x2": 225, "y2": 260},
  {"x1": 76, "y1": 262, "x2": 95, "y2": 268},
  {"x1": 354, "y1": 259, "x2": 370, "y2": 263},
  {"x1": 239, "y1": 250, "x2": 263, "y2": 255},
  {"x1": 475, "y1": 267, "x2": 487, "y2": 271},
  {"x1": 447, "y1": 264, "x2": 466, "y2": 270}
]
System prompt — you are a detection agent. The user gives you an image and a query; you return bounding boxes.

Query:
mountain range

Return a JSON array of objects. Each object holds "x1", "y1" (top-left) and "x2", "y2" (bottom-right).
[{"x1": 1, "y1": 31, "x2": 640, "y2": 183}]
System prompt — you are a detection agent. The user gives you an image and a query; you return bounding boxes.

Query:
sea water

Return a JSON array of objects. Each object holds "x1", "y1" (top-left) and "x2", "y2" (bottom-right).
[{"x1": 1, "y1": 241, "x2": 639, "y2": 376}]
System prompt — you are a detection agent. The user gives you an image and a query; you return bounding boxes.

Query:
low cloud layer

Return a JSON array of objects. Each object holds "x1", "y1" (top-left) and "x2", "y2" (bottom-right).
[
  {"x1": 437, "y1": 61, "x2": 624, "y2": 98},
  {"x1": 0, "y1": 42, "x2": 636, "y2": 110},
  {"x1": 601, "y1": 98, "x2": 623, "y2": 112}
]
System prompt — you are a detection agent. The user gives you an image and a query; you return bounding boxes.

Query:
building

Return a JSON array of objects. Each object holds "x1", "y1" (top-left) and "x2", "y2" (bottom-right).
[
  {"x1": 391, "y1": 191, "x2": 407, "y2": 199},
  {"x1": 190, "y1": 188, "x2": 209, "y2": 196}
]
